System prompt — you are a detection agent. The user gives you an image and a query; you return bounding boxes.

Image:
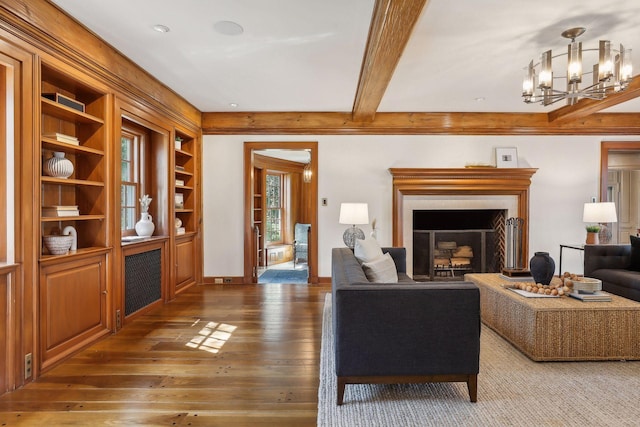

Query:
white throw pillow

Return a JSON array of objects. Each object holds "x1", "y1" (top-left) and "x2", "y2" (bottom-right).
[
  {"x1": 362, "y1": 252, "x2": 398, "y2": 283},
  {"x1": 354, "y1": 237, "x2": 383, "y2": 263}
]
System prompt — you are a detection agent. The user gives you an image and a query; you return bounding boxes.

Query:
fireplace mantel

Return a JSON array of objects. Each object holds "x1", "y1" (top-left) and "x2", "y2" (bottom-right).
[{"x1": 389, "y1": 167, "x2": 537, "y2": 268}]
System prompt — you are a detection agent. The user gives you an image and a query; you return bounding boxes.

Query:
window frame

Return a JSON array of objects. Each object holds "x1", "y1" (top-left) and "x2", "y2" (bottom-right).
[
  {"x1": 265, "y1": 172, "x2": 285, "y2": 245},
  {"x1": 120, "y1": 122, "x2": 148, "y2": 235}
]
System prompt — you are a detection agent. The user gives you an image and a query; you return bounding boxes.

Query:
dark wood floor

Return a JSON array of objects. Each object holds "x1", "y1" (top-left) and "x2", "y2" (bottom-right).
[{"x1": 0, "y1": 283, "x2": 330, "y2": 426}]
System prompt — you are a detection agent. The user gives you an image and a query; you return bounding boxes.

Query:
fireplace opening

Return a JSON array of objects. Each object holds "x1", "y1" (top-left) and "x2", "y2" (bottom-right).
[{"x1": 412, "y1": 209, "x2": 506, "y2": 281}]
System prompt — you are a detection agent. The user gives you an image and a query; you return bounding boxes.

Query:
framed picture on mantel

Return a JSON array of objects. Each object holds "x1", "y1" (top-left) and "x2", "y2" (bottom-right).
[{"x1": 496, "y1": 147, "x2": 518, "y2": 168}]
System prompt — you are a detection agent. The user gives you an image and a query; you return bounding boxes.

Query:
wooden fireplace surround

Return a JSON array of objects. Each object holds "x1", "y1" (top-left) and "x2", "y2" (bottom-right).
[{"x1": 389, "y1": 168, "x2": 538, "y2": 269}]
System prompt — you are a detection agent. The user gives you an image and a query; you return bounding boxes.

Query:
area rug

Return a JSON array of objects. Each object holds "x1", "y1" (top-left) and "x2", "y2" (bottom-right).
[
  {"x1": 318, "y1": 293, "x2": 640, "y2": 427},
  {"x1": 259, "y1": 268, "x2": 308, "y2": 284}
]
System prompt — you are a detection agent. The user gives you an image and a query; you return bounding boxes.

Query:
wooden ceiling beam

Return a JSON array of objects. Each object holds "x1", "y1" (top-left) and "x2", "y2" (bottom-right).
[
  {"x1": 201, "y1": 111, "x2": 640, "y2": 135},
  {"x1": 351, "y1": 0, "x2": 429, "y2": 122},
  {"x1": 548, "y1": 76, "x2": 640, "y2": 123}
]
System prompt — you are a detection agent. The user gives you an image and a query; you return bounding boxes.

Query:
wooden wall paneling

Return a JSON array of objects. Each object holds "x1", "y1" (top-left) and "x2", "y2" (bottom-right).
[
  {"x1": 202, "y1": 111, "x2": 640, "y2": 135},
  {"x1": 0, "y1": 0, "x2": 200, "y2": 130},
  {"x1": 0, "y1": 38, "x2": 35, "y2": 390}
]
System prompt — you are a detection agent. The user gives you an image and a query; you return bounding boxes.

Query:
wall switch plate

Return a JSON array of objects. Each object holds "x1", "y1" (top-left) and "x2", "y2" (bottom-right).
[
  {"x1": 321, "y1": 198, "x2": 328, "y2": 206},
  {"x1": 214, "y1": 278, "x2": 223, "y2": 284}
]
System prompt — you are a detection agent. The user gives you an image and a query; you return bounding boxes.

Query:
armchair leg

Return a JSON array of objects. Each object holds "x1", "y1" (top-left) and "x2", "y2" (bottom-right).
[
  {"x1": 337, "y1": 377, "x2": 346, "y2": 405},
  {"x1": 467, "y1": 374, "x2": 478, "y2": 402}
]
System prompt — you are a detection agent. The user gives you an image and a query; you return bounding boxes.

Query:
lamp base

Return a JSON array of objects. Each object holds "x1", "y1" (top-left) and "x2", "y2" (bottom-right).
[{"x1": 343, "y1": 226, "x2": 365, "y2": 249}]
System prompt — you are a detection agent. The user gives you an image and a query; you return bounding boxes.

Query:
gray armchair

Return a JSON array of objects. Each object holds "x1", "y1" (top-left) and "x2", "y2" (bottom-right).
[{"x1": 293, "y1": 223, "x2": 310, "y2": 266}]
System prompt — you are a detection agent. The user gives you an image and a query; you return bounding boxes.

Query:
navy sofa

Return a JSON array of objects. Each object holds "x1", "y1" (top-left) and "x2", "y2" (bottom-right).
[
  {"x1": 584, "y1": 244, "x2": 640, "y2": 302},
  {"x1": 331, "y1": 247, "x2": 481, "y2": 405}
]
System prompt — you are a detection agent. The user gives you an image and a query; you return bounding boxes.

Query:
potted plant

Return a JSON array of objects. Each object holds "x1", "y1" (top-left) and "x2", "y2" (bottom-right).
[{"x1": 585, "y1": 225, "x2": 601, "y2": 244}]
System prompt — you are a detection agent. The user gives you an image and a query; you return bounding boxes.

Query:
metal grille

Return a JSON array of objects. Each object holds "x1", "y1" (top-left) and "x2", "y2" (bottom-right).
[{"x1": 125, "y1": 249, "x2": 162, "y2": 316}]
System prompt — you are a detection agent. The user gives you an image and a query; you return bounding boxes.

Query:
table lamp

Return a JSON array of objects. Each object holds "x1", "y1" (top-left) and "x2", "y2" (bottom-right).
[
  {"x1": 339, "y1": 203, "x2": 369, "y2": 249},
  {"x1": 583, "y1": 202, "x2": 617, "y2": 244}
]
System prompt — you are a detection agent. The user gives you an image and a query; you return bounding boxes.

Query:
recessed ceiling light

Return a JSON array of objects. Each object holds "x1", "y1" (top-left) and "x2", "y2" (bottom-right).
[
  {"x1": 214, "y1": 21, "x2": 244, "y2": 36},
  {"x1": 229, "y1": 103, "x2": 239, "y2": 108},
  {"x1": 474, "y1": 97, "x2": 486, "y2": 102},
  {"x1": 152, "y1": 24, "x2": 170, "y2": 33}
]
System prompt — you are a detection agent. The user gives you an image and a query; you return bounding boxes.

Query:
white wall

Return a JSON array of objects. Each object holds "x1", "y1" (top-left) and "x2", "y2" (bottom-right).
[{"x1": 203, "y1": 134, "x2": 639, "y2": 279}]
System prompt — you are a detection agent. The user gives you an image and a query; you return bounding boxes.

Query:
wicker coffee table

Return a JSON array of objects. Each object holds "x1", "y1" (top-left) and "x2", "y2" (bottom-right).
[{"x1": 465, "y1": 273, "x2": 640, "y2": 361}]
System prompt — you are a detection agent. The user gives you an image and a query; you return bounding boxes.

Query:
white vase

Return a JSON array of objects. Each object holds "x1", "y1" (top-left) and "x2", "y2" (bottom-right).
[
  {"x1": 135, "y1": 212, "x2": 155, "y2": 237},
  {"x1": 43, "y1": 151, "x2": 74, "y2": 178}
]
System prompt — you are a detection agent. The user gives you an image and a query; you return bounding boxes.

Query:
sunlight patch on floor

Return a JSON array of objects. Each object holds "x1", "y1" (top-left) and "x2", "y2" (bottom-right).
[{"x1": 185, "y1": 320, "x2": 237, "y2": 354}]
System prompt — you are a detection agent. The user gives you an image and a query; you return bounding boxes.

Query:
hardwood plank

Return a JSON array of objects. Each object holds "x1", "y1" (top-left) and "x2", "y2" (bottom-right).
[{"x1": 0, "y1": 283, "x2": 330, "y2": 426}]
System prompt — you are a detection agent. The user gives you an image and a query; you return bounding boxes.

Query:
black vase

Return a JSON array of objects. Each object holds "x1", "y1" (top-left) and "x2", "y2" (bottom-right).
[{"x1": 529, "y1": 252, "x2": 555, "y2": 285}]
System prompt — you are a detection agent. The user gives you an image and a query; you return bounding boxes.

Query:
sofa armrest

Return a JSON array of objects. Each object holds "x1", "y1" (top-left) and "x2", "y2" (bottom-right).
[
  {"x1": 333, "y1": 283, "x2": 480, "y2": 377},
  {"x1": 584, "y1": 244, "x2": 631, "y2": 276}
]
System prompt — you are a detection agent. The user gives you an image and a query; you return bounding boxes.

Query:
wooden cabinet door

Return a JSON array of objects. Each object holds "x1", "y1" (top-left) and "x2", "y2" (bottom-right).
[
  {"x1": 175, "y1": 236, "x2": 196, "y2": 291},
  {"x1": 39, "y1": 253, "x2": 109, "y2": 371}
]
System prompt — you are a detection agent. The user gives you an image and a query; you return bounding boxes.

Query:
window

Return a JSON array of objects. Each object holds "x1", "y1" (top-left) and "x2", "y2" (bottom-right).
[
  {"x1": 120, "y1": 131, "x2": 138, "y2": 232},
  {"x1": 265, "y1": 173, "x2": 283, "y2": 243},
  {"x1": 120, "y1": 122, "x2": 148, "y2": 234}
]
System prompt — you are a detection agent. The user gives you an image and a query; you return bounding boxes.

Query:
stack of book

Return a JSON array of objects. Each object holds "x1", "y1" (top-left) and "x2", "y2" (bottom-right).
[
  {"x1": 569, "y1": 291, "x2": 612, "y2": 302},
  {"x1": 43, "y1": 132, "x2": 79, "y2": 146},
  {"x1": 176, "y1": 227, "x2": 186, "y2": 235},
  {"x1": 42, "y1": 205, "x2": 79, "y2": 217}
]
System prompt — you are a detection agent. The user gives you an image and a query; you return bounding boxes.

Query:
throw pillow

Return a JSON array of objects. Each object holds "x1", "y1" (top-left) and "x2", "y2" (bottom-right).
[
  {"x1": 362, "y1": 252, "x2": 398, "y2": 283},
  {"x1": 354, "y1": 237, "x2": 383, "y2": 263},
  {"x1": 629, "y1": 235, "x2": 640, "y2": 271}
]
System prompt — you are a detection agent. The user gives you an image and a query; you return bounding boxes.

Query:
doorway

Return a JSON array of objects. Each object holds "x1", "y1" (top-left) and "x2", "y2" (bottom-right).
[
  {"x1": 243, "y1": 142, "x2": 318, "y2": 284},
  {"x1": 600, "y1": 141, "x2": 640, "y2": 244}
]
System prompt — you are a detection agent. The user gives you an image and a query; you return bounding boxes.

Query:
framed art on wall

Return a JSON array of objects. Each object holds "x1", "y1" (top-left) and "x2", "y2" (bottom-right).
[{"x1": 496, "y1": 147, "x2": 518, "y2": 168}]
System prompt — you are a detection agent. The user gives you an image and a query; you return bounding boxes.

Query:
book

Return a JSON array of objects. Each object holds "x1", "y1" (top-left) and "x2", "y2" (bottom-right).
[
  {"x1": 499, "y1": 274, "x2": 534, "y2": 282},
  {"x1": 42, "y1": 205, "x2": 79, "y2": 210},
  {"x1": 42, "y1": 92, "x2": 85, "y2": 112},
  {"x1": 175, "y1": 179, "x2": 185, "y2": 186},
  {"x1": 42, "y1": 209, "x2": 79, "y2": 217},
  {"x1": 43, "y1": 132, "x2": 79, "y2": 145},
  {"x1": 569, "y1": 291, "x2": 612, "y2": 302}
]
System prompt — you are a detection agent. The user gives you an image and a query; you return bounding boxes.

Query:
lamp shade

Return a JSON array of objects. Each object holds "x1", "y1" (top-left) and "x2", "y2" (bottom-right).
[
  {"x1": 339, "y1": 203, "x2": 369, "y2": 225},
  {"x1": 583, "y1": 202, "x2": 617, "y2": 223}
]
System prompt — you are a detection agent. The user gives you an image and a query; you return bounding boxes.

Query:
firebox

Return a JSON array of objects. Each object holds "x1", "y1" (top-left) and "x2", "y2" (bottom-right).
[{"x1": 412, "y1": 209, "x2": 506, "y2": 281}]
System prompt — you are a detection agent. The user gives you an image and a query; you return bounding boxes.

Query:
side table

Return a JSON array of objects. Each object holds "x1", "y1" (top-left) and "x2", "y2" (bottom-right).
[{"x1": 558, "y1": 243, "x2": 584, "y2": 275}]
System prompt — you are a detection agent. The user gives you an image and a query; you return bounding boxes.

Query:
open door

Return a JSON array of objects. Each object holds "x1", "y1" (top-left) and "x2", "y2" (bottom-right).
[{"x1": 243, "y1": 142, "x2": 318, "y2": 284}]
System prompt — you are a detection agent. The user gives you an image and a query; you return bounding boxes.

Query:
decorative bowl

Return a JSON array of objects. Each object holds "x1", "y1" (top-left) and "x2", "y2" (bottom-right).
[
  {"x1": 573, "y1": 277, "x2": 602, "y2": 294},
  {"x1": 43, "y1": 235, "x2": 73, "y2": 255}
]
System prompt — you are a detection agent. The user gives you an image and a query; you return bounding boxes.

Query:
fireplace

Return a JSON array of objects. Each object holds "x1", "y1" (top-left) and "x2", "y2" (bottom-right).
[
  {"x1": 389, "y1": 168, "x2": 537, "y2": 278},
  {"x1": 412, "y1": 209, "x2": 505, "y2": 281}
]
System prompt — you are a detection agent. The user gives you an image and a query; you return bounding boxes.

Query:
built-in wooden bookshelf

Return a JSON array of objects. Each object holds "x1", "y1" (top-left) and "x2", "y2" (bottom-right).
[
  {"x1": 40, "y1": 63, "x2": 108, "y2": 257},
  {"x1": 173, "y1": 128, "x2": 199, "y2": 294},
  {"x1": 38, "y1": 62, "x2": 110, "y2": 372}
]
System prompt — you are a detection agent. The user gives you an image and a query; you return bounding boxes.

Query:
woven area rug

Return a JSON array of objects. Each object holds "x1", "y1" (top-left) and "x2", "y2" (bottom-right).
[
  {"x1": 318, "y1": 293, "x2": 640, "y2": 427},
  {"x1": 259, "y1": 268, "x2": 308, "y2": 284}
]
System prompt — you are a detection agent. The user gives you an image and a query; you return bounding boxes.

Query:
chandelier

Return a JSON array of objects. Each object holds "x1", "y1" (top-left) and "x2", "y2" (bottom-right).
[{"x1": 522, "y1": 27, "x2": 632, "y2": 106}]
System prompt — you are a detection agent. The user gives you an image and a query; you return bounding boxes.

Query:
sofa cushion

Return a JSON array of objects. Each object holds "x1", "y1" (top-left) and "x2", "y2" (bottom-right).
[
  {"x1": 354, "y1": 237, "x2": 383, "y2": 263},
  {"x1": 629, "y1": 235, "x2": 640, "y2": 271},
  {"x1": 362, "y1": 252, "x2": 399, "y2": 283}
]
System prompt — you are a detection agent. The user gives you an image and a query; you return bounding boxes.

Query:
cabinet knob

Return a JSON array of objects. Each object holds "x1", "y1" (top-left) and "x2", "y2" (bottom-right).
[{"x1": 102, "y1": 290, "x2": 108, "y2": 295}]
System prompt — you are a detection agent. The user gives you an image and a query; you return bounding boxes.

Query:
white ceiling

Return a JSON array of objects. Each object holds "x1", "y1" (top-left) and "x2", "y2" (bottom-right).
[{"x1": 50, "y1": 0, "x2": 640, "y2": 114}]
